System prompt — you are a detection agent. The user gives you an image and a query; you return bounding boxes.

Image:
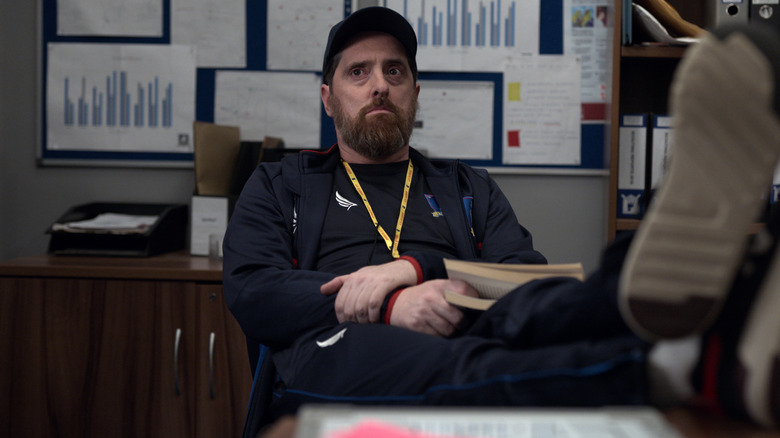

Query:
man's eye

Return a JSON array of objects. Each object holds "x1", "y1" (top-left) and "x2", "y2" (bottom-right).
[
  {"x1": 388, "y1": 67, "x2": 401, "y2": 76},
  {"x1": 350, "y1": 68, "x2": 364, "y2": 76}
]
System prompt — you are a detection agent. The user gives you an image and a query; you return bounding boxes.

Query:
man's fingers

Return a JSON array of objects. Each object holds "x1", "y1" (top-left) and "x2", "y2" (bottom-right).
[{"x1": 320, "y1": 276, "x2": 345, "y2": 295}]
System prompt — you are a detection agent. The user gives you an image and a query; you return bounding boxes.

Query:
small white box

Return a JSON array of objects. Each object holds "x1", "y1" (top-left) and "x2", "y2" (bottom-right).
[{"x1": 190, "y1": 196, "x2": 229, "y2": 256}]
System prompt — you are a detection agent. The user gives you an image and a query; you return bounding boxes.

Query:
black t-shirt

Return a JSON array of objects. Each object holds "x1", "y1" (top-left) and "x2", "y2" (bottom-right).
[{"x1": 316, "y1": 161, "x2": 458, "y2": 275}]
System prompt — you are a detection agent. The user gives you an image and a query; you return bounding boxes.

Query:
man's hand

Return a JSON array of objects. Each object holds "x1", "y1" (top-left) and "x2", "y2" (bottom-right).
[
  {"x1": 320, "y1": 259, "x2": 417, "y2": 324},
  {"x1": 389, "y1": 279, "x2": 478, "y2": 337}
]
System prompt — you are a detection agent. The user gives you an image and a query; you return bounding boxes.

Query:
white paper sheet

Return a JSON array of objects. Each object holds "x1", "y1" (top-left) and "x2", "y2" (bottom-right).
[
  {"x1": 384, "y1": 0, "x2": 541, "y2": 71},
  {"x1": 57, "y1": 0, "x2": 163, "y2": 37},
  {"x1": 412, "y1": 80, "x2": 494, "y2": 160},
  {"x1": 171, "y1": 0, "x2": 246, "y2": 68},
  {"x1": 563, "y1": 0, "x2": 610, "y2": 117},
  {"x1": 296, "y1": 406, "x2": 684, "y2": 438},
  {"x1": 266, "y1": 0, "x2": 344, "y2": 71},
  {"x1": 46, "y1": 43, "x2": 197, "y2": 153},
  {"x1": 214, "y1": 71, "x2": 322, "y2": 148},
  {"x1": 502, "y1": 55, "x2": 581, "y2": 165}
]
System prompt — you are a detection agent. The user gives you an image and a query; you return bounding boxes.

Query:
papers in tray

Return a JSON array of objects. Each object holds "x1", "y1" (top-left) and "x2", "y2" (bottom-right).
[{"x1": 50, "y1": 213, "x2": 160, "y2": 235}]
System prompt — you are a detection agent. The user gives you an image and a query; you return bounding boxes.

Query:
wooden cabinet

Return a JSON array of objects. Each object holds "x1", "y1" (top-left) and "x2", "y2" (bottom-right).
[
  {"x1": 607, "y1": 1, "x2": 707, "y2": 239},
  {"x1": 0, "y1": 253, "x2": 251, "y2": 438}
]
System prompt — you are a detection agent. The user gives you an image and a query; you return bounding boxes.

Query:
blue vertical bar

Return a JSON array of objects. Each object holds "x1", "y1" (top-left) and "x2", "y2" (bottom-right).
[
  {"x1": 148, "y1": 82, "x2": 154, "y2": 127},
  {"x1": 154, "y1": 77, "x2": 159, "y2": 128},
  {"x1": 447, "y1": 0, "x2": 454, "y2": 46},
  {"x1": 106, "y1": 74, "x2": 112, "y2": 126},
  {"x1": 462, "y1": 0, "x2": 466, "y2": 45},
  {"x1": 166, "y1": 83, "x2": 172, "y2": 127},
  {"x1": 79, "y1": 77, "x2": 86, "y2": 126},
  {"x1": 496, "y1": 0, "x2": 501, "y2": 47},
  {"x1": 120, "y1": 71, "x2": 126, "y2": 126},
  {"x1": 490, "y1": 2, "x2": 494, "y2": 46},
  {"x1": 480, "y1": 3, "x2": 486, "y2": 46},
  {"x1": 125, "y1": 82, "x2": 130, "y2": 127},
  {"x1": 92, "y1": 87, "x2": 97, "y2": 125},
  {"x1": 432, "y1": 6, "x2": 437, "y2": 45},
  {"x1": 420, "y1": 0, "x2": 426, "y2": 45},
  {"x1": 112, "y1": 71, "x2": 117, "y2": 126},
  {"x1": 511, "y1": 1, "x2": 515, "y2": 47},
  {"x1": 437, "y1": 10, "x2": 443, "y2": 45},
  {"x1": 139, "y1": 85, "x2": 144, "y2": 127},
  {"x1": 64, "y1": 77, "x2": 70, "y2": 125},
  {"x1": 137, "y1": 83, "x2": 144, "y2": 127}
]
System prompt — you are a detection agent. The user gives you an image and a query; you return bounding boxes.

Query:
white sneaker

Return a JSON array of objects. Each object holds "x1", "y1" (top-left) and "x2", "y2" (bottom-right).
[{"x1": 619, "y1": 24, "x2": 780, "y2": 342}]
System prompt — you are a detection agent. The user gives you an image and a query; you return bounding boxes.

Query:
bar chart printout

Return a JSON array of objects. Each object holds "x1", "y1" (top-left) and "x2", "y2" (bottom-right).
[
  {"x1": 383, "y1": 0, "x2": 540, "y2": 71},
  {"x1": 62, "y1": 74, "x2": 173, "y2": 129},
  {"x1": 47, "y1": 43, "x2": 197, "y2": 153}
]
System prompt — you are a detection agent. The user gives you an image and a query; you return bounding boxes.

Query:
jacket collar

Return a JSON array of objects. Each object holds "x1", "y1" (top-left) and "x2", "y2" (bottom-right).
[{"x1": 285, "y1": 145, "x2": 474, "y2": 267}]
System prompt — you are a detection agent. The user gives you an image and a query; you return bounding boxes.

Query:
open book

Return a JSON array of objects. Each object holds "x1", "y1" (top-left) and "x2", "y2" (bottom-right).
[{"x1": 444, "y1": 259, "x2": 585, "y2": 310}]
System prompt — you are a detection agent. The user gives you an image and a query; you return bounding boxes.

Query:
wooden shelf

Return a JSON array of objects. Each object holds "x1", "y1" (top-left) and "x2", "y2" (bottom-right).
[
  {"x1": 616, "y1": 219, "x2": 642, "y2": 232},
  {"x1": 621, "y1": 44, "x2": 688, "y2": 58},
  {"x1": 606, "y1": 1, "x2": 706, "y2": 240}
]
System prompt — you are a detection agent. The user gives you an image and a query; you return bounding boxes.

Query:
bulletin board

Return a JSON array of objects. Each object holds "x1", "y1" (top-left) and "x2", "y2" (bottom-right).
[{"x1": 38, "y1": 0, "x2": 609, "y2": 169}]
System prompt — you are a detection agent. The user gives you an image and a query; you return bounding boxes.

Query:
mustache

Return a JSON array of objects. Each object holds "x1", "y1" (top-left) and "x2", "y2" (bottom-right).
[{"x1": 358, "y1": 97, "x2": 402, "y2": 119}]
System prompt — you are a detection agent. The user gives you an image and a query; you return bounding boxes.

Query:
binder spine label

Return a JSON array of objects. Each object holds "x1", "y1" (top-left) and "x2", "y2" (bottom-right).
[
  {"x1": 650, "y1": 115, "x2": 673, "y2": 190},
  {"x1": 618, "y1": 114, "x2": 647, "y2": 219}
]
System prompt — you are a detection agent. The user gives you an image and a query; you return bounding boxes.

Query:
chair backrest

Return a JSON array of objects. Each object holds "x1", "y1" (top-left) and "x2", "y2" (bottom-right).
[{"x1": 242, "y1": 343, "x2": 278, "y2": 438}]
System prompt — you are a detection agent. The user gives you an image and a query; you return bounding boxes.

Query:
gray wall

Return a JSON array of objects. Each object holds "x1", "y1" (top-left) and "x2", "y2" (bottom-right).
[{"x1": 0, "y1": 2, "x2": 609, "y2": 273}]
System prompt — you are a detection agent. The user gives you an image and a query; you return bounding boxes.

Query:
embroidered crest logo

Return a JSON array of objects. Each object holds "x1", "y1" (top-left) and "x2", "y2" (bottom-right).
[{"x1": 336, "y1": 191, "x2": 358, "y2": 211}]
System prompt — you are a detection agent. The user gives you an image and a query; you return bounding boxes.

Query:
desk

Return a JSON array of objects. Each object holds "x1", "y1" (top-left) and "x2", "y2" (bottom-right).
[
  {"x1": 0, "y1": 252, "x2": 251, "y2": 438},
  {"x1": 259, "y1": 409, "x2": 780, "y2": 438}
]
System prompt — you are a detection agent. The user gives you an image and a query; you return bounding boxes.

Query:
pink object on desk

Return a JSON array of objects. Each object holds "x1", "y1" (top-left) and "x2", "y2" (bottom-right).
[{"x1": 327, "y1": 420, "x2": 461, "y2": 438}]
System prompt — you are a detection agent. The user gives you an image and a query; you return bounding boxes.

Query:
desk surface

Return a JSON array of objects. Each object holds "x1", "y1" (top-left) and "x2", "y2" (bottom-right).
[
  {"x1": 0, "y1": 251, "x2": 222, "y2": 282},
  {"x1": 260, "y1": 409, "x2": 780, "y2": 438}
]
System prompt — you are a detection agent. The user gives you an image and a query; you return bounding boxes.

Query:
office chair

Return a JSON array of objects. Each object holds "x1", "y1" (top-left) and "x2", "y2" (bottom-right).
[{"x1": 242, "y1": 340, "x2": 277, "y2": 438}]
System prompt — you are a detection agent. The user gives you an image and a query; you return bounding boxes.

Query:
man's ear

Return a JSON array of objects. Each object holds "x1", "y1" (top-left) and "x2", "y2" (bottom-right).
[
  {"x1": 415, "y1": 82, "x2": 420, "y2": 97},
  {"x1": 321, "y1": 84, "x2": 332, "y2": 117}
]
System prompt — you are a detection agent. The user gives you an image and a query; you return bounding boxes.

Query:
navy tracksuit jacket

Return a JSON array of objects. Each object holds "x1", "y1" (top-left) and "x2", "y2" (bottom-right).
[{"x1": 222, "y1": 146, "x2": 647, "y2": 428}]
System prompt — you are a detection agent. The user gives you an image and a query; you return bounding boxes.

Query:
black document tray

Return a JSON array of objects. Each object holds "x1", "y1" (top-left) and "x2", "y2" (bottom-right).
[{"x1": 47, "y1": 202, "x2": 188, "y2": 257}]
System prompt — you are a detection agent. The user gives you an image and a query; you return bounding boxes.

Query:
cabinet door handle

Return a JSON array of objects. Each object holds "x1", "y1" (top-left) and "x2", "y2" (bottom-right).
[
  {"x1": 174, "y1": 328, "x2": 182, "y2": 396},
  {"x1": 208, "y1": 331, "x2": 216, "y2": 399}
]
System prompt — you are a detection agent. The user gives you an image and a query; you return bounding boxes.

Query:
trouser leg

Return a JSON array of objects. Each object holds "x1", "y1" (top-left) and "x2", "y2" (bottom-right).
[
  {"x1": 466, "y1": 231, "x2": 636, "y2": 347},
  {"x1": 270, "y1": 322, "x2": 647, "y2": 417}
]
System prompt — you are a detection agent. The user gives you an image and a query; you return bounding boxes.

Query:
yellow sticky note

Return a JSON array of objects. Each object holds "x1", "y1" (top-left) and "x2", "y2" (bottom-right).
[{"x1": 507, "y1": 82, "x2": 521, "y2": 102}]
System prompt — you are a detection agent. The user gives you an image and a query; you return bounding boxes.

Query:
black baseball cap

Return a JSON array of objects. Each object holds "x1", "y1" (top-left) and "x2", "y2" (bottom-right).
[{"x1": 322, "y1": 7, "x2": 418, "y2": 84}]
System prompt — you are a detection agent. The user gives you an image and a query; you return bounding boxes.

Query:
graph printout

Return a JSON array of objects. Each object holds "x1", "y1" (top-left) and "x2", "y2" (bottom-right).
[
  {"x1": 411, "y1": 80, "x2": 494, "y2": 160},
  {"x1": 46, "y1": 43, "x2": 197, "y2": 153},
  {"x1": 57, "y1": 0, "x2": 163, "y2": 37},
  {"x1": 214, "y1": 71, "x2": 322, "y2": 148},
  {"x1": 266, "y1": 0, "x2": 344, "y2": 71},
  {"x1": 384, "y1": 0, "x2": 540, "y2": 71}
]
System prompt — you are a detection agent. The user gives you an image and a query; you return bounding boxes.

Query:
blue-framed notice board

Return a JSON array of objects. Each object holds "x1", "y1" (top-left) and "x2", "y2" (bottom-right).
[{"x1": 39, "y1": 0, "x2": 609, "y2": 169}]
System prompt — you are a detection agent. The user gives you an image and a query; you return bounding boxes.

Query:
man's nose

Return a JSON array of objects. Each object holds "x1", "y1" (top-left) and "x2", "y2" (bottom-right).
[{"x1": 370, "y1": 73, "x2": 390, "y2": 97}]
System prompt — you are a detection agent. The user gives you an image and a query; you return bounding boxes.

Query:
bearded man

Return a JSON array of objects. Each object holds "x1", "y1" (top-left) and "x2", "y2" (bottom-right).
[{"x1": 223, "y1": 7, "x2": 780, "y2": 438}]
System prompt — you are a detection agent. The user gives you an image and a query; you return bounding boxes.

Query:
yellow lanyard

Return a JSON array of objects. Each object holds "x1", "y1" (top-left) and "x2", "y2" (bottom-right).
[{"x1": 341, "y1": 159, "x2": 413, "y2": 259}]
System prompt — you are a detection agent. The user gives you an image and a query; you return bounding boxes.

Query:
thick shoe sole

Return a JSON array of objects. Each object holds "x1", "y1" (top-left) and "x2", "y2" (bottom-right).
[
  {"x1": 618, "y1": 29, "x2": 780, "y2": 341},
  {"x1": 738, "y1": 248, "x2": 780, "y2": 428}
]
